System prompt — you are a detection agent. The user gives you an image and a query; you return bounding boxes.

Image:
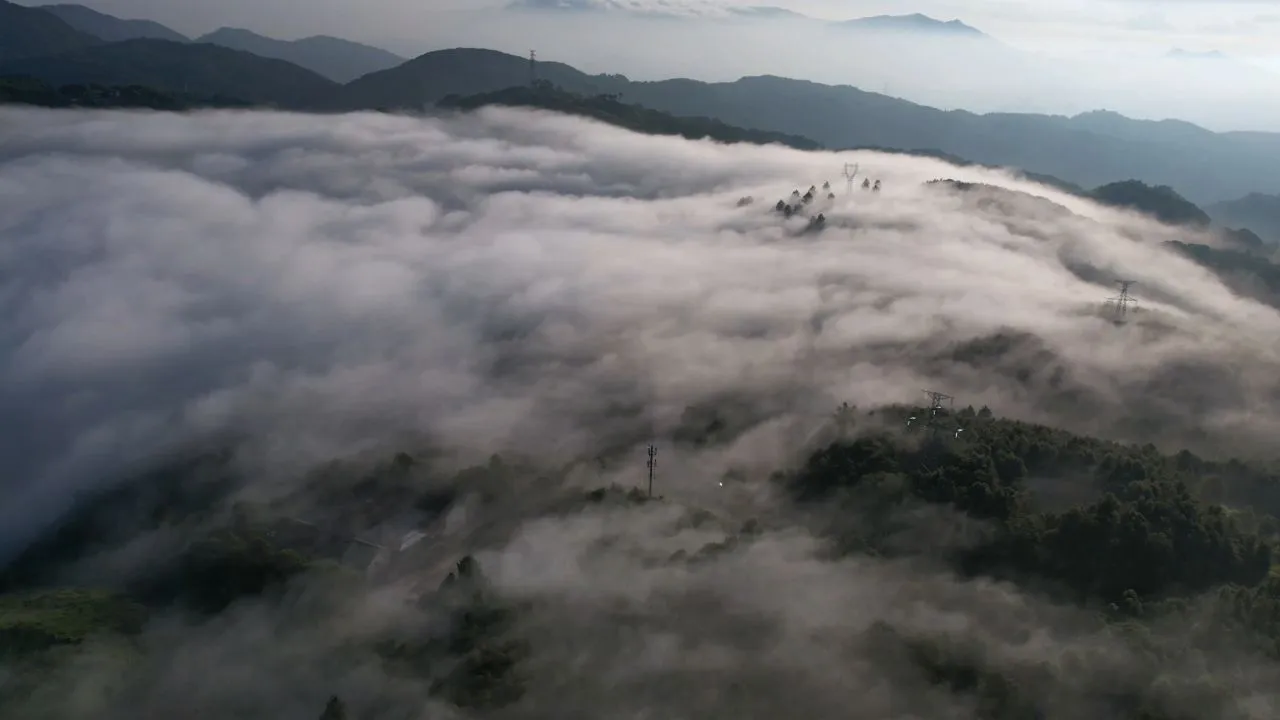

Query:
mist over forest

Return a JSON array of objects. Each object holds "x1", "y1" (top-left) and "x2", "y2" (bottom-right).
[{"x1": 6, "y1": 105, "x2": 1280, "y2": 719}]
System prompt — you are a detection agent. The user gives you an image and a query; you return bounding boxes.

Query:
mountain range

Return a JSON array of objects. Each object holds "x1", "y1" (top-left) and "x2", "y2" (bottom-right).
[
  {"x1": 504, "y1": 0, "x2": 988, "y2": 36},
  {"x1": 39, "y1": 3, "x2": 186, "y2": 42},
  {"x1": 3, "y1": 0, "x2": 1280, "y2": 237},
  {"x1": 19, "y1": 3, "x2": 405, "y2": 83},
  {"x1": 190, "y1": 27, "x2": 404, "y2": 84}
]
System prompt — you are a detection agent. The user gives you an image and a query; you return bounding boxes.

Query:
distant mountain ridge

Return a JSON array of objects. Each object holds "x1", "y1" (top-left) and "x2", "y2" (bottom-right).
[
  {"x1": 5, "y1": 1, "x2": 403, "y2": 84},
  {"x1": 339, "y1": 48, "x2": 1280, "y2": 204},
  {"x1": 503, "y1": 0, "x2": 990, "y2": 35},
  {"x1": 1207, "y1": 193, "x2": 1280, "y2": 245},
  {"x1": 38, "y1": 3, "x2": 188, "y2": 42},
  {"x1": 4, "y1": 3, "x2": 1280, "y2": 206},
  {"x1": 0, "y1": 0, "x2": 99, "y2": 61},
  {"x1": 193, "y1": 27, "x2": 405, "y2": 84},
  {"x1": 504, "y1": 0, "x2": 805, "y2": 18},
  {"x1": 839, "y1": 13, "x2": 985, "y2": 37}
]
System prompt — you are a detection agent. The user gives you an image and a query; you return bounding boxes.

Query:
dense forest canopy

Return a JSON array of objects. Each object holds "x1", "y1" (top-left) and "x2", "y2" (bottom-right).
[{"x1": 6, "y1": 404, "x2": 1280, "y2": 719}]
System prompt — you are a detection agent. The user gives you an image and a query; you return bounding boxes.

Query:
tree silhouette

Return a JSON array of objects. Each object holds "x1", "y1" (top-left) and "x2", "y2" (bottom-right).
[{"x1": 319, "y1": 696, "x2": 346, "y2": 720}]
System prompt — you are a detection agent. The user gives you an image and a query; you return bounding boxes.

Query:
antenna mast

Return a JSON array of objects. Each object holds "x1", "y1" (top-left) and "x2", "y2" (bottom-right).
[
  {"x1": 842, "y1": 163, "x2": 859, "y2": 193},
  {"x1": 1103, "y1": 280, "x2": 1138, "y2": 324},
  {"x1": 646, "y1": 444, "x2": 657, "y2": 498},
  {"x1": 529, "y1": 49, "x2": 537, "y2": 86}
]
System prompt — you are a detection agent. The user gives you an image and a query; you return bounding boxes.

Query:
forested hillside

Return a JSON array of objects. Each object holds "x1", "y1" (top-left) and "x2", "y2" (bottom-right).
[{"x1": 4, "y1": 404, "x2": 1280, "y2": 718}]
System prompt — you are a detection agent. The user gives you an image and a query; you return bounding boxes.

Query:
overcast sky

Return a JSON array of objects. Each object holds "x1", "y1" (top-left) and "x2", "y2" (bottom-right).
[{"x1": 20, "y1": 0, "x2": 1280, "y2": 60}]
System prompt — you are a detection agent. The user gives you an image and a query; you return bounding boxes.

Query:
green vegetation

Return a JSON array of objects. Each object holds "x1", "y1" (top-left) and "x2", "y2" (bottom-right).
[
  {"x1": 0, "y1": 75, "x2": 250, "y2": 110},
  {"x1": 0, "y1": 38, "x2": 340, "y2": 109},
  {"x1": 777, "y1": 406, "x2": 1280, "y2": 718},
  {"x1": 1091, "y1": 180, "x2": 1213, "y2": 226},
  {"x1": 0, "y1": 589, "x2": 144, "y2": 658},
  {"x1": 791, "y1": 409, "x2": 1276, "y2": 602},
  {"x1": 439, "y1": 82, "x2": 821, "y2": 149},
  {"x1": 5, "y1": 400, "x2": 1280, "y2": 718}
]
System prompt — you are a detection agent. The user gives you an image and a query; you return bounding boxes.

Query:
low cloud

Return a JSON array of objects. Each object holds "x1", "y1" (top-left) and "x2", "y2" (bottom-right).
[
  {"x1": 6, "y1": 104, "x2": 1280, "y2": 716},
  {"x1": 4, "y1": 105, "x2": 1280, "y2": 563}
]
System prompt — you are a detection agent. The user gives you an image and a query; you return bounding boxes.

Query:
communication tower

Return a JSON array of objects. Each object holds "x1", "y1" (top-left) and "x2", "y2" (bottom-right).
[{"x1": 529, "y1": 50, "x2": 537, "y2": 86}]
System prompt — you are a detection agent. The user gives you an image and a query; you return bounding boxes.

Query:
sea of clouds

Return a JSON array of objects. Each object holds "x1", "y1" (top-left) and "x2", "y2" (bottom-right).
[
  {"x1": 4, "y1": 104, "x2": 1280, "y2": 719},
  {"x1": 4, "y1": 104, "x2": 1280, "y2": 561}
]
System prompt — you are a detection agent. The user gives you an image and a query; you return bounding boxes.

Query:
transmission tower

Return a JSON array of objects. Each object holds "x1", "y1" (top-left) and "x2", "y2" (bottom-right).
[
  {"x1": 922, "y1": 390, "x2": 953, "y2": 428},
  {"x1": 905, "y1": 390, "x2": 965, "y2": 472},
  {"x1": 905, "y1": 390, "x2": 959, "y2": 438},
  {"x1": 646, "y1": 444, "x2": 658, "y2": 498},
  {"x1": 1103, "y1": 280, "x2": 1138, "y2": 324},
  {"x1": 842, "y1": 163, "x2": 859, "y2": 193},
  {"x1": 529, "y1": 50, "x2": 537, "y2": 86}
]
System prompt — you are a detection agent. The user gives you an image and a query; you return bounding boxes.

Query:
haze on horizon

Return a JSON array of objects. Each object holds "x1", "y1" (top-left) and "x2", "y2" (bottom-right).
[{"x1": 12, "y1": 0, "x2": 1280, "y2": 129}]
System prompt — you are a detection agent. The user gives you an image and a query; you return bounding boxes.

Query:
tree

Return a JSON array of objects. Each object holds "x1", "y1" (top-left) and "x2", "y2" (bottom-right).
[{"x1": 319, "y1": 696, "x2": 347, "y2": 720}]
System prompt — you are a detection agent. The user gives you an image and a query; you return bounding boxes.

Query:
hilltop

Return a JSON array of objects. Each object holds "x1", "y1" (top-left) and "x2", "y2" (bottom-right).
[
  {"x1": 38, "y1": 3, "x2": 188, "y2": 42},
  {"x1": 194, "y1": 27, "x2": 405, "y2": 84},
  {"x1": 0, "y1": 0, "x2": 99, "y2": 61}
]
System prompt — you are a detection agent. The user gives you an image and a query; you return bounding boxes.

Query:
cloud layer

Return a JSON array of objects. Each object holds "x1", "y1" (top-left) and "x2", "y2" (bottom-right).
[
  {"x1": 3, "y1": 104, "x2": 1280, "y2": 562},
  {"x1": 7, "y1": 104, "x2": 1280, "y2": 718},
  {"x1": 0, "y1": 103, "x2": 1274, "y2": 538}
]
